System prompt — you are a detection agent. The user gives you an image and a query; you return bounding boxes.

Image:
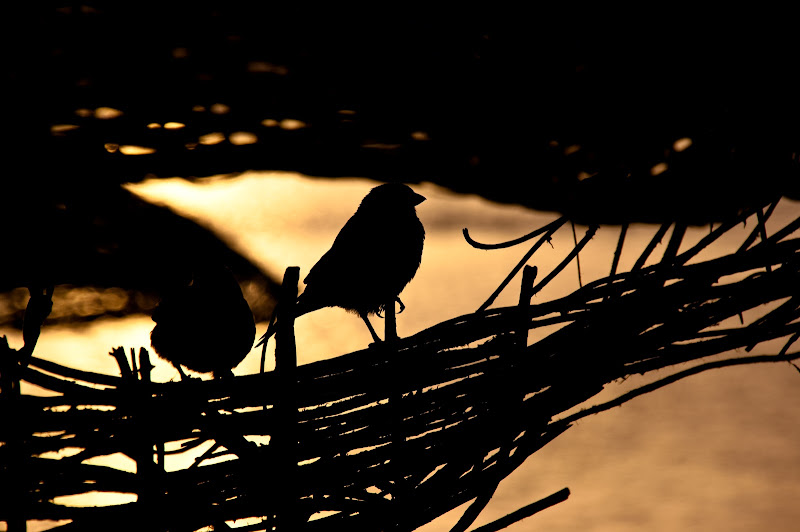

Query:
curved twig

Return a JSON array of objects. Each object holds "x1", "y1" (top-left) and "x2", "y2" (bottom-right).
[
  {"x1": 463, "y1": 216, "x2": 568, "y2": 250},
  {"x1": 477, "y1": 218, "x2": 568, "y2": 311}
]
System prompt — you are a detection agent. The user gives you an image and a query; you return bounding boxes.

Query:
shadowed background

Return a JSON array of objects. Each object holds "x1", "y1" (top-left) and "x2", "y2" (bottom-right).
[{"x1": 4, "y1": 5, "x2": 799, "y2": 313}]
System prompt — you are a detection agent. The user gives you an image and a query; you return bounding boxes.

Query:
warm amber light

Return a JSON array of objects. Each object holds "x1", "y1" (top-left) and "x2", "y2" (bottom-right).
[
  {"x1": 280, "y1": 118, "x2": 306, "y2": 130},
  {"x1": 210, "y1": 103, "x2": 230, "y2": 115},
  {"x1": 261, "y1": 118, "x2": 279, "y2": 127},
  {"x1": 44, "y1": 286, "x2": 129, "y2": 318},
  {"x1": 53, "y1": 491, "x2": 137, "y2": 507},
  {"x1": 199, "y1": 132, "x2": 225, "y2": 145},
  {"x1": 164, "y1": 122, "x2": 186, "y2": 129},
  {"x1": 51, "y1": 124, "x2": 79, "y2": 134},
  {"x1": 229, "y1": 132, "x2": 258, "y2": 145},
  {"x1": 147, "y1": 123, "x2": 162, "y2": 129},
  {"x1": 673, "y1": 137, "x2": 693, "y2": 152},
  {"x1": 650, "y1": 162, "x2": 668, "y2": 175},
  {"x1": 119, "y1": 145, "x2": 156, "y2": 155},
  {"x1": 246, "y1": 61, "x2": 288, "y2": 75},
  {"x1": 95, "y1": 107, "x2": 123, "y2": 119}
]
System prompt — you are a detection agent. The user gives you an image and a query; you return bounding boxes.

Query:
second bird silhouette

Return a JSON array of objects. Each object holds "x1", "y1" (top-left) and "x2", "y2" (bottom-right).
[
  {"x1": 151, "y1": 264, "x2": 256, "y2": 379},
  {"x1": 257, "y1": 182, "x2": 426, "y2": 348}
]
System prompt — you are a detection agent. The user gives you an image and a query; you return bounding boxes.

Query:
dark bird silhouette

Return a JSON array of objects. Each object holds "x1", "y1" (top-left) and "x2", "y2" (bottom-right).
[
  {"x1": 151, "y1": 264, "x2": 256, "y2": 378},
  {"x1": 257, "y1": 182, "x2": 426, "y2": 348}
]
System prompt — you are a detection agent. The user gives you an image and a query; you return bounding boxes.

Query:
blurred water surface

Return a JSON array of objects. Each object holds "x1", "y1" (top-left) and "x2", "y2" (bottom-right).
[{"x1": 4, "y1": 172, "x2": 800, "y2": 531}]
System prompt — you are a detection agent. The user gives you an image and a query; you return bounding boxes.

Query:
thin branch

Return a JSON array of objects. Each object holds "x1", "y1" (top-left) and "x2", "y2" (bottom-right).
[
  {"x1": 756, "y1": 207, "x2": 773, "y2": 272},
  {"x1": 661, "y1": 222, "x2": 687, "y2": 265},
  {"x1": 558, "y1": 351, "x2": 800, "y2": 427},
  {"x1": 632, "y1": 223, "x2": 670, "y2": 271},
  {"x1": 756, "y1": 213, "x2": 800, "y2": 247},
  {"x1": 189, "y1": 442, "x2": 223, "y2": 469},
  {"x1": 463, "y1": 216, "x2": 569, "y2": 250},
  {"x1": 737, "y1": 199, "x2": 779, "y2": 253},
  {"x1": 28, "y1": 356, "x2": 121, "y2": 387},
  {"x1": 674, "y1": 208, "x2": 755, "y2": 266},
  {"x1": 780, "y1": 332, "x2": 800, "y2": 357},
  {"x1": 609, "y1": 223, "x2": 628, "y2": 277},
  {"x1": 571, "y1": 221, "x2": 583, "y2": 288},
  {"x1": 530, "y1": 225, "x2": 598, "y2": 298},
  {"x1": 477, "y1": 218, "x2": 568, "y2": 311},
  {"x1": 260, "y1": 307, "x2": 278, "y2": 374},
  {"x1": 470, "y1": 487, "x2": 571, "y2": 532},
  {"x1": 449, "y1": 485, "x2": 499, "y2": 532}
]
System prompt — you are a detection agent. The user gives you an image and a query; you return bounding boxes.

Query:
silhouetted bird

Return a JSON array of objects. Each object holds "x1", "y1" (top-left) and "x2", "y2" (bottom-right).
[
  {"x1": 257, "y1": 182, "x2": 426, "y2": 347},
  {"x1": 151, "y1": 264, "x2": 256, "y2": 378}
]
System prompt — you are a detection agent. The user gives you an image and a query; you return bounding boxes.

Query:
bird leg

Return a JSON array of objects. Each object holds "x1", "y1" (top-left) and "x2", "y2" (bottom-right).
[
  {"x1": 359, "y1": 311, "x2": 382, "y2": 343},
  {"x1": 377, "y1": 297, "x2": 405, "y2": 317}
]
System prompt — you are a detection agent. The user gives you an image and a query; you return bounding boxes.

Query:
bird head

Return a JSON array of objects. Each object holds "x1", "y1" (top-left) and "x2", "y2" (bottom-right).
[{"x1": 360, "y1": 183, "x2": 426, "y2": 213}]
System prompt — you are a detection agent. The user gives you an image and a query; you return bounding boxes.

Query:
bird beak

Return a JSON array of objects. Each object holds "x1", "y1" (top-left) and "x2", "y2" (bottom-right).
[{"x1": 412, "y1": 191, "x2": 426, "y2": 205}]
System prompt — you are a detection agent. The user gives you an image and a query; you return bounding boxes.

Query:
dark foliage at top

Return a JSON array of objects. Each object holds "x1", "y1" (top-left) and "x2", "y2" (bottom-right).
[
  {"x1": 6, "y1": 6, "x2": 798, "y2": 221},
  {"x1": 3, "y1": 6, "x2": 798, "y2": 319}
]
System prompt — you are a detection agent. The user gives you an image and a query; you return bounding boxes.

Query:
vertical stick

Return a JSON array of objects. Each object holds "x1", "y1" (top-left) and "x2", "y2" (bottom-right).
[
  {"x1": 138, "y1": 347, "x2": 153, "y2": 384},
  {"x1": 517, "y1": 265, "x2": 538, "y2": 349},
  {"x1": 260, "y1": 310, "x2": 278, "y2": 374},
  {"x1": 135, "y1": 347, "x2": 160, "y2": 528},
  {"x1": 384, "y1": 299, "x2": 397, "y2": 343},
  {"x1": 1, "y1": 339, "x2": 26, "y2": 532},
  {"x1": 275, "y1": 267, "x2": 299, "y2": 373},
  {"x1": 3, "y1": 287, "x2": 53, "y2": 531},
  {"x1": 384, "y1": 297, "x2": 402, "y2": 513},
  {"x1": 138, "y1": 348, "x2": 164, "y2": 471},
  {"x1": 130, "y1": 347, "x2": 138, "y2": 377},
  {"x1": 274, "y1": 267, "x2": 299, "y2": 530}
]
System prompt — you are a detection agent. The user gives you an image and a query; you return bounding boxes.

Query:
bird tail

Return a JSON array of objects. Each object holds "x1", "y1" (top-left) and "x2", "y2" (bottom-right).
[
  {"x1": 255, "y1": 307, "x2": 279, "y2": 348},
  {"x1": 254, "y1": 296, "x2": 316, "y2": 351},
  {"x1": 256, "y1": 308, "x2": 279, "y2": 374}
]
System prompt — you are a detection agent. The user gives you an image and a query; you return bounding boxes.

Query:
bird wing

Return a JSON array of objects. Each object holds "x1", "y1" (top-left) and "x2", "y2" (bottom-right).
[{"x1": 304, "y1": 211, "x2": 377, "y2": 286}]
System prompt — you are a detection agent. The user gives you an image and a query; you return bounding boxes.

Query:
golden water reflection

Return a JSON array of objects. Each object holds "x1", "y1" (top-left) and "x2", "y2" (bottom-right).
[{"x1": 3, "y1": 172, "x2": 799, "y2": 531}]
